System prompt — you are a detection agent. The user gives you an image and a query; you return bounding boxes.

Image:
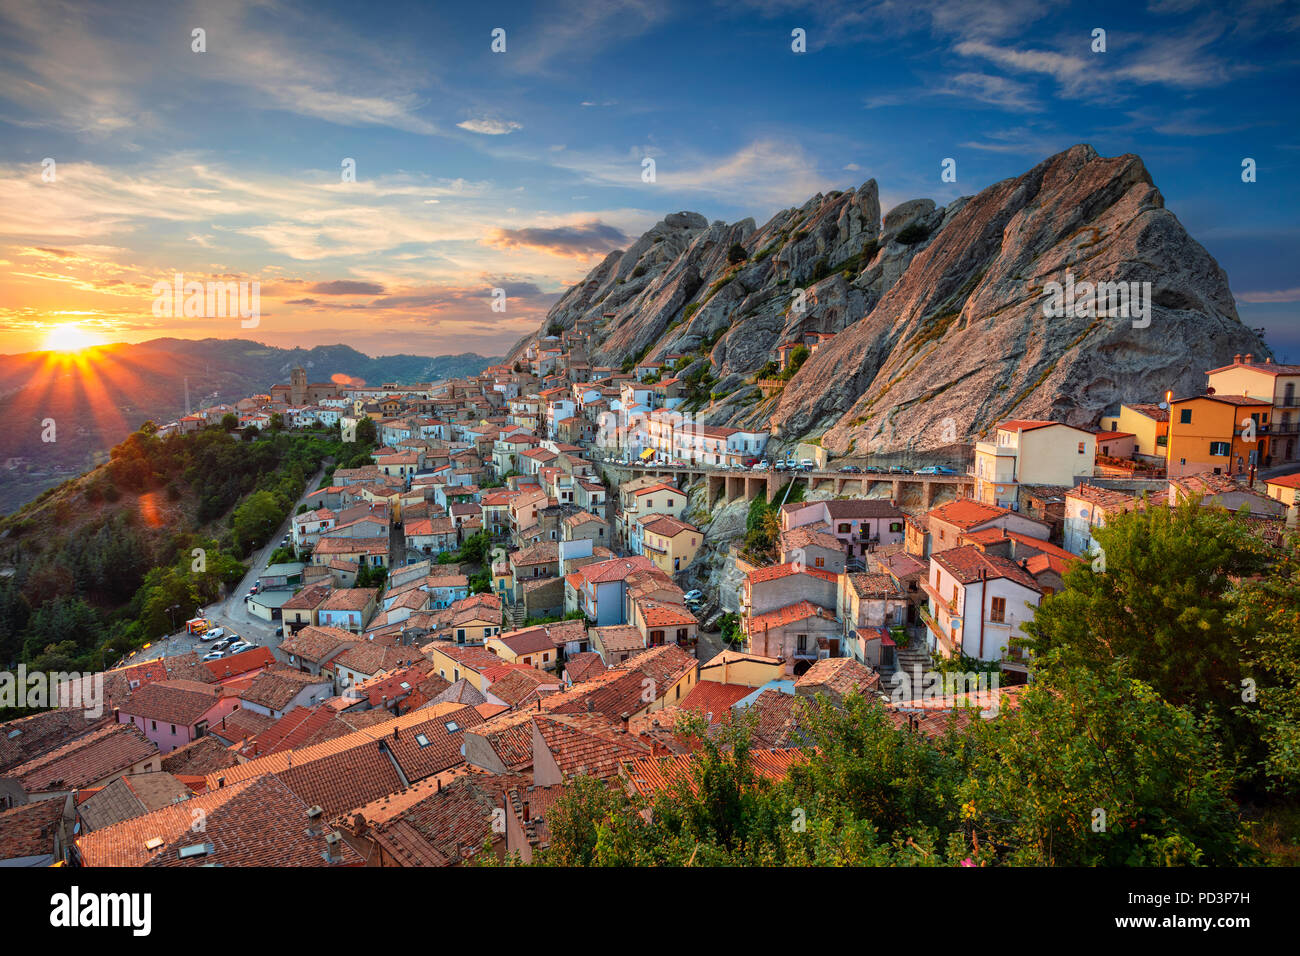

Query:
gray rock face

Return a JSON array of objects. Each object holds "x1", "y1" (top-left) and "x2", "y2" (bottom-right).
[{"x1": 518, "y1": 146, "x2": 1269, "y2": 452}]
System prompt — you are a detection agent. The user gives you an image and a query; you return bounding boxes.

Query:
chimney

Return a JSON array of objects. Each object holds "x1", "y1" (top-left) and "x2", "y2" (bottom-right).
[
  {"x1": 393, "y1": 724, "x2": 400, "y2": 740},
  {"x1": 1245, "y1": 353, "x2": 1254, "y2": 365},
  {"x1": 351, "y1": 812, "x2": 367, "y2": 837},
  {"x1": 620, "y1": 711, "x2": 630, "y2": 733},
  {"x1": 1234, "y1": 353, "x2": 1242, "y2": 364}
]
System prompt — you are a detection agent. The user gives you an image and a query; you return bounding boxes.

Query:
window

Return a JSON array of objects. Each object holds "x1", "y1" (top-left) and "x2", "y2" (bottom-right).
[
  {"x1": 151, "y1": 720, "x2": 157, "y2": 731},
  {"x1": 890, "y1": 522, "x2": 902, "y2": 533},
  {"x1": 170, "y1": 725, "x2": 176, "y2": 735},
  {"x1": 1209, "y1": 441, "x2": 1230, "y2": 457},
  {"x1": 445, "y1": 721, "x2": 459, "y2": 733},
  {"x1": 990, "y1": 597, "x2": 1006, "y2": 622},
  {"x1": 797, "y1": 634, "x2": 808, "y2": 652},
  {"x1": 1077, "y1": 442, "x2": 1085, "y2": 453},
  {"x1": 838, "y1": 523, "x2": 850, "y2": 533},
  {"x1": 1180, "y1": 409, "x2": 1192, "y2": 424}
]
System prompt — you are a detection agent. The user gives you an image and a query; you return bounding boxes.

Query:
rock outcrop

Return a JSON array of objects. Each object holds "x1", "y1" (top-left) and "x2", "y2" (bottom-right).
[{"x1": 517, "y1": 145, "x2": 1269, "y2": 454}]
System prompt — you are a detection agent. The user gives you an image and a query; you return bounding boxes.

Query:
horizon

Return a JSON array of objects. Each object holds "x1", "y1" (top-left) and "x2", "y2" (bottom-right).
[
  {"x1": 1, "y1": 0, "x2": 1298, "y2": 361},
  {"x1": 0, "y1": 335, "x2": 503, "y2": 362}
]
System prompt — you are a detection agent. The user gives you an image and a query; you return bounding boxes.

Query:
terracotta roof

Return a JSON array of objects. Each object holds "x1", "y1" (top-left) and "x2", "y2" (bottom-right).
[
  {"x1": 640, "y1": 514, "x2": 698, "y2": 537},
  {"x1": 564, "y1": 651, "x2": 606, "y2": 683},
  {"x1": 745, "y1": 690, "x2": 811, "y2": 749},
  {"x1": 239, "y1": 668, "x2": 328, "y2": 711},
  {"x1": 279, "y1": 625, "x2": 360, "y2": 663},
  {"x1": 931, "y1": 545, "x2": 1042, "y2": 592},
  {"x1": 534, "y1": 712, "x2": 649, "y2": 780},
  {"x1": 1067, "y1": 483, "x2": 1140, "y2": 510},
  {"x1": 680, "y1": 681, "x2": 753, "y2": 723},
  {"x1": 76, "y1": 773, "x2": 362, "y2": 867},
  {"x1": 465, "y1": 710, "x2": 535, "y2": 770},
  {"x1": 320, "y1": 588, "x2": 378, "y2": 612},
  {"x1": 1265, "y1": 471, "x2": 1300, "y2": 490},
  {"x1": 78, "y1": 772, "x2": 193, "y2": 832},
  {"x1": 637, "y1": 600, "x2": 698, "y2": 627},
  {"x1": 0, "y1": 797, "x2": 65, "y2": 862},
  {"x1": 160, "y1": 736, "x2": 241, "y2": 777},
  {"x1": 363, "y1": 771, "x2": 527, "y2": 866},
  {"x1": 747, "y1": 562, "x2": 839, "y2": 585},
  {"x1": 794, "y1": 657, "x2": 881, "y2": 699},
  {"x1": 11, "y1": 723, "x2": 158, "y2": 792},
  {"x1": 0, "y1": 709, "x2": 110, "y2": 775},
  {"x1": 622, "y1": 747, "x2": 808, "y2": 799},
  {"x1": 591, "y1": 625, "x2": 645, "y2": 656},
  {"x1": 927, "y1": 498, "x2": 1010, "y2": 529},
  {"x1": 749, "y1": 599, "x2": 838, "y2": 633},
  {"x1": 821, "y1": 499, "x2": 903, "y2": 519}
]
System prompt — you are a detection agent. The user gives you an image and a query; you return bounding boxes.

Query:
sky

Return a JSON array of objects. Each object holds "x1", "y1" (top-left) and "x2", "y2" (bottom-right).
[{"x1": 1, "y1": 0, "x2": 1297, "y2": 360}]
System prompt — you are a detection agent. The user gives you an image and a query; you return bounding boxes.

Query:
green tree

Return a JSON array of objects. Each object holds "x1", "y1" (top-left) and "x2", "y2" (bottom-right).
[
  {"x1": 1021, "y1": 499, "x2": 1265, "y2": 710},
  {"x1": 959, "y1": 659, "x2": 1254, "y2": 866},
  {"x1": 1228, "y1": 538, "x2": 1300, "y2": 794}
]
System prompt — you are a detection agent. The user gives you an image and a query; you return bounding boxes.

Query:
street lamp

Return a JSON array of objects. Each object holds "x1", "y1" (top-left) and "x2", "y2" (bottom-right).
[{"x1": 166, "y1": 604, "x2": 179, "y2": 634}]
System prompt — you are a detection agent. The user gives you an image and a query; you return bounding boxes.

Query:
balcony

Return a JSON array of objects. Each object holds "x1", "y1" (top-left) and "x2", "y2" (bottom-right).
[{"x1": 919, "y1": 579, "x2": 958, "y2": 616}]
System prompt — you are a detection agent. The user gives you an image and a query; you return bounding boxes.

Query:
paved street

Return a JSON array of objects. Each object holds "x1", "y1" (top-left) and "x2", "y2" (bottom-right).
[{"x1": 120, "y1": 463, "x2": 326, "y2": 666}]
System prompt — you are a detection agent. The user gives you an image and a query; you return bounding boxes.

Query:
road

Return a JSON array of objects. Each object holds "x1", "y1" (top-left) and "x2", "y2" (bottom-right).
[{"x1": 121, "y1": 462, "x2": 326, "y2": 666}]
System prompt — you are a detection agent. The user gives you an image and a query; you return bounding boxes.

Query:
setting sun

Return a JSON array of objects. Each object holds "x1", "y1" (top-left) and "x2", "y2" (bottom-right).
[{"x1": 43, "y1": 323, "x2": 101, "y2": 353}]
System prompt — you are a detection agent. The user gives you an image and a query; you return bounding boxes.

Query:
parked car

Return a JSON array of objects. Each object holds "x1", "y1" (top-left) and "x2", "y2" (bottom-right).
[
  {"x1": 753, "y1": 460, "x2": 768, "y2": 471},
  {"x1": 839, "y1": 465, "x2": 862, "y2": 473},
  {"x1": 914, "y1": 465, "x2": 942, "y2": 475},
  {"x1": 274, "y1": 625, "x2": 284, "y2": 637},
  {"x1": 227, "y1": 641, "x2": 256, "y2": 655},
  {"x1": 775, "y1": 460, "x2": 788, "y2": 471},
  {"x1": 202, "y1": 627, "x2": 225, "y2": 643},
  {"x1": 683, "y1": 589, "x2": 704, "y2": 603},
  {"x1": 800, "y1": 459, "x2": 815, "y2": 470},
  {"x1": 864, "y1": 465, "x2": 886, "y2": 474},
  {"x1": 202, "y1": 650, "x2": 225, "y2": 662},
  {"x1": 211, "y1": 636, "x2": 235, "y2": 651},
  {"x1": 888, "y1": 465, "x2": 913, "y2": 474}
]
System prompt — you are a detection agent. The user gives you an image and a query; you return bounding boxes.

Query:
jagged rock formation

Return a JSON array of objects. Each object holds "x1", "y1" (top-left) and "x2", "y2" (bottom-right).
[{"x1": 519, "y1": 145, "x2": 1269, "y2": 455}]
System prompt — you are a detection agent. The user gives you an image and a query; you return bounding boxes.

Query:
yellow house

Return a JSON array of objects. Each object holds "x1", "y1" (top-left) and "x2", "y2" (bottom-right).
[
  {"x1": 1206, "y1": 354, "x2": 1300, "y2": 465},
  {"x1": 696, "y1": 649, "x2": 785, "y2": 688},
  {"x1": 423, "y1": 643, "x2": 503, "y2": 691},
  {"x1": 1166, "y1": 393, "x2": 1271, "y2": 478},
  {"x1": 637, "y1": 514, "x2": 702, "y2": 575},
  {"x1": 1101, "y1": 403, "x2": 1171, "y2": 459},
  {"x1": 1264, "y1": 472, "x2": 1300, "y2": 528}
]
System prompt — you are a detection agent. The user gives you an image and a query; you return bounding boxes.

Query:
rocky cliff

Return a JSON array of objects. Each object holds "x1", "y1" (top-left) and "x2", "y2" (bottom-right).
[{"x1": 518, "y1": 145, "x2": 1268, "y2": 455}]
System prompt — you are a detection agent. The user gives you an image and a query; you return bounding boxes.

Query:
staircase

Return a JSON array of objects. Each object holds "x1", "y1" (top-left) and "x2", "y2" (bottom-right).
[
  {"x1": 504, "y1": 600, "x2": 526, "y2": 629},
  {"x1": 880, "y1": 631, "x2": 933, "y2": 698}
]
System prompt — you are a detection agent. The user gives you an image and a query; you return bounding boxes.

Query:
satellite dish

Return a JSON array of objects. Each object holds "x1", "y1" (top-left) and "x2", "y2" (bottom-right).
[{"x1": 1158, "y1": 402, "x2": 1168, "y2": 409}]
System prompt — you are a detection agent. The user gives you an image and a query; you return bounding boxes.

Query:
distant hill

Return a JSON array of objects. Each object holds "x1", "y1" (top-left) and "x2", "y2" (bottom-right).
[{"x1": 0, "y1": 338, "x2": 496, "y2": 514}]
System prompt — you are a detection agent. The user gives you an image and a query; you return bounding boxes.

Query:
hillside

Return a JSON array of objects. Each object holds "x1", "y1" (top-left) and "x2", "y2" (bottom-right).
[
  {"x1": 0, "y1": 339, "x2": 495, "y2": 514},
  {"x1": 514, "y1": 145, "x2": 1268, "y2": 456},
  {"x1": 0, "y1": 424, "x2": 371, "y2": 675}
]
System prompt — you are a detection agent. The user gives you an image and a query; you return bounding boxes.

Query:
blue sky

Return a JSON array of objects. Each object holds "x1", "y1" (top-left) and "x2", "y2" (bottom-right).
[{"x1": 1, "y1": 0, "x2": 1297, "y2": 359}]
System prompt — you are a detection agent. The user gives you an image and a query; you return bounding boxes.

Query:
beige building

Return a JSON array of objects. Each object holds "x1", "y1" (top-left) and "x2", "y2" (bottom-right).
[
  {"x1": 972, "y1": 420, "x2": 1096, "y2": 508},
  {"x1": 637, "y1": 514, "x2": 702, "y2": 576}
]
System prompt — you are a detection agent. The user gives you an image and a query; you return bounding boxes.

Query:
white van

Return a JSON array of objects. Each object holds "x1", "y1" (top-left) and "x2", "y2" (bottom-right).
[{"x1": 202, "y1": 627, "x2": 225, "y2": 643}]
